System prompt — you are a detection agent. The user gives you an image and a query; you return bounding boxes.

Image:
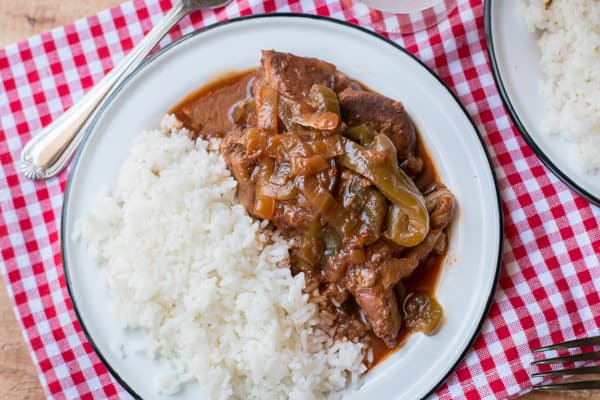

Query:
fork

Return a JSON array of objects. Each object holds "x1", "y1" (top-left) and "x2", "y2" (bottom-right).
[
  {"x1": 531, "y1": 335, "x2": 600, "y2": 390},
  {"x1": 19, "y1": 0, "x2": 232, "y2": 180}
]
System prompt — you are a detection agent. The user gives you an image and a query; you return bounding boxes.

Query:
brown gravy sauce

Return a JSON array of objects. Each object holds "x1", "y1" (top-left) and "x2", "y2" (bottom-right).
[
  {"x1": 170, "y1": 70, "x2": 448, "y2": 369},
  {"x1": 170, "y1": 70, "x2": 255, "y2": 137}
]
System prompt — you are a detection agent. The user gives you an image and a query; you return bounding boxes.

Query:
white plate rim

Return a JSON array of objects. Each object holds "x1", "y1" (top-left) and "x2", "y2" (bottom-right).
[
  {"x1": 60, "y1": 13, "x2": 504, "y2": 400},
  {"x1": 484, "y1": 0, "x2": 600, "y2": 206}
]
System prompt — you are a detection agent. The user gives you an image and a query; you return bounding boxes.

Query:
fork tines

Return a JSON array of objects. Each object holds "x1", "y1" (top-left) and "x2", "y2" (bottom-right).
[
  {"x1": 531, "y1": 335, "x2": 600, "y2": 391},
  {"x1": 533, "y1": 336, "x2": 600, "y2": 353}
]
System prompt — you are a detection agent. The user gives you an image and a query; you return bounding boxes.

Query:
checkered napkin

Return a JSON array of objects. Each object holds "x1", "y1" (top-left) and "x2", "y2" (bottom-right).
[{"x1": 1, "y1": 0, "x2": 599, "y2": 398}]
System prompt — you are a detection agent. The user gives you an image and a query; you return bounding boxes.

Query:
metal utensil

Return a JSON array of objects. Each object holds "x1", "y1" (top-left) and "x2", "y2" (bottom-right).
[
  {"x1": 20, "y1": 0, "x2": 231, "y2": 180},
  {"x1": 531, "y1": 335, "x2": 600, "y2": 390}
]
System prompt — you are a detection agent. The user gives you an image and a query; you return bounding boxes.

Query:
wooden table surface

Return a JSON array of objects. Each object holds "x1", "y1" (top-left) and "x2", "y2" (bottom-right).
[{"x1": 0, "y1": 1, "x2": 598, "y2": 399}]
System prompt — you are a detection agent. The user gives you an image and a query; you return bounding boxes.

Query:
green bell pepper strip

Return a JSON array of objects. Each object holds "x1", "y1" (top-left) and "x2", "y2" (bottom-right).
[
  {"x1": 336, "y1": 134, "x2": 429, "y2": 247},
  {"x1": 300, "y1": 176, "x2": 360, "y2": 239},
  {"x1": 358, "y1": 188, "x2": 387, "y2": 246},
  {"x1": 296, "y1": 218, "x2": 325, "y2": 267},
  {"x1": 309, "y1": 84, "x2": 340, "y2": 116},
  {"x1": 344, "y1": 124, "x2": 373, "y2": 146}
]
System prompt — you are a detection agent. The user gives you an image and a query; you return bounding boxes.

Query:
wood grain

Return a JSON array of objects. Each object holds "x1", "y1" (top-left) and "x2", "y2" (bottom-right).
[
  {"x1": 0, "y1": 1, "x2": 598, "y2": 399},
  {"x1": 0, "y1": 280, "x2": 46, "y2": 399},
  {"x1": 0, "y1": 0, "x2": 122, "y2": 46}
]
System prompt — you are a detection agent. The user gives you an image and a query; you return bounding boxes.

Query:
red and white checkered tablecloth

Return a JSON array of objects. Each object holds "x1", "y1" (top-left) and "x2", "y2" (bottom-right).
[{"x1": 1, "y1": 0, "x2": 599, "y2": 398}]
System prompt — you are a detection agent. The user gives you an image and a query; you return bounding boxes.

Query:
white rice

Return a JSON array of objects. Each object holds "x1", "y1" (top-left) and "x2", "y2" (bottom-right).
[
  {"x1": 523, "y1": 0, "x2": 600, "y2": 174},
  {"x1": 72, "y1": 115, "x2": 366, "y2": 399}
]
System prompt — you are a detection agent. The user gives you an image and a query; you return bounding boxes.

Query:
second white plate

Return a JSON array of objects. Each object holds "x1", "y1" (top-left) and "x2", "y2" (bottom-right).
[{"x1": 486, "y1": 0, "x2": 600, "y2": 205}]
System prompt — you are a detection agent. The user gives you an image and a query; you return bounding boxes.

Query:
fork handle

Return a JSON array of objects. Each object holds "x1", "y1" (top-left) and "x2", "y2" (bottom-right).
[{"x1": 20, "y1": 1, "x2": 187, "y2": 180}]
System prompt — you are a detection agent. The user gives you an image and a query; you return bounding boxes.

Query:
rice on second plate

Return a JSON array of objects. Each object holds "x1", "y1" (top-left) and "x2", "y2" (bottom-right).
[
  {"x1": 523, "y1": 0, "x2": 600, "y2": 173},
  {"x1": 73, "y1": 115, "x2": 366, "y2": 399}
]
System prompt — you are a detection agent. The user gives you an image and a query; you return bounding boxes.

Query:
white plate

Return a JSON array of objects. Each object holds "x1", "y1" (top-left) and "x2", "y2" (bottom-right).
[
  {"x1": 62, "y1": 14, "x2": 502, "y2": 400},
  {"x1": 485, "y1": 0, "x2": 600, "y2": 205}
]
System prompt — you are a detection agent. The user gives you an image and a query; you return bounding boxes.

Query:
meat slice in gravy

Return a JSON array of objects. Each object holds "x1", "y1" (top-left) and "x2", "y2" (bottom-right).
[
  {"x1": 425, "y1": 184, "x2": 456, "y2": 230},
  {"x1": 338, "y1": 88, "x2": 422, "y2": 174},
  {"x1": 341, "y1": 240, "x2": 403, "y2": 346},
  {"x1": 219, "y1": 127, "x2": 258, "y2": 213},
  {"x1": 272, "y1": 196, "x2": 317, "y2": 234},
  {"x1": 255, "y1": 50, "x2": 336, "y2": 101},
  {"x1": 354, "y1": 286, "x2": 401, "y2": 348}
]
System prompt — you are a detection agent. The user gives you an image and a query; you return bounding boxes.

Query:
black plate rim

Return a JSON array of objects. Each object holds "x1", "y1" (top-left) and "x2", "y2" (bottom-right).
[{"x1": 61, "y1": 12, "x2": 504, "y2": 400}]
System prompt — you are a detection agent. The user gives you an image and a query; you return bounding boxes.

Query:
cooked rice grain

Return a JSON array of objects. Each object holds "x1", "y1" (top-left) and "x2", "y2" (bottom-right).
[
  {"x1": 73, "y1": 115, "x2": 365, "y2": 399},
  {"x1": 523, "y1": 0, "x2": 600, "y2": 173}
]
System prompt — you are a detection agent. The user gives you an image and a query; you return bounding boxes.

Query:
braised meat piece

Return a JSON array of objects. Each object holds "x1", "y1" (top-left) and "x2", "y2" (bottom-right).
[
  {"x1": 354, "y1": 286, "x2": 401, "y2": 348},
  {"x1": 272, "y1": 196, "x2": 316, "y2": 233},
  {"x1": 425, "y1": 184, "x2": 456, "y2": 230},
  {"x1": 338, "y1": 88, "x2": 420, "y2": 169},
  {"x1": 340, "y1": 226, "x2": 450, "y2": 347},
  {"x1": 341, "y1": 241, "x2": 403, "y2": 347},
  {"x1": 405, "y1": 229, "x2": 444, "y2": 264},
  {"x1": 220, "y1": 127, "x2": 259, "y2": 213},
  {"x1": 255, "y1": 50, "x2": 336, "y2": 102},
  {"x1": 333, "y1": 70, "x2": 362, "y2": 93}
]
